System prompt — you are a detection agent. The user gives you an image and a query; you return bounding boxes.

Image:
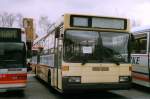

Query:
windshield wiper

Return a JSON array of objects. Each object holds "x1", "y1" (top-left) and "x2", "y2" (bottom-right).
[
  {"x1": 81, "y1": 58, "x2": 88, "y2": 65},
  {"x1": 109, "y1": 58, "x2": 120, "y2": 65},
  {"x1": 81, "y1": 54, "x2": 88, "y2": 65}
]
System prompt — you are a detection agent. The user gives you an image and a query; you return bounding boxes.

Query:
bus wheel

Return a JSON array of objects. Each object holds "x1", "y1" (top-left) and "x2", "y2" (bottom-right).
[
  {"x1": 48, "y1": 70, "x2": 51, "y2": 85},
  {"x1": 47, "y1": 70, "x2": 57, "y2": 94}
]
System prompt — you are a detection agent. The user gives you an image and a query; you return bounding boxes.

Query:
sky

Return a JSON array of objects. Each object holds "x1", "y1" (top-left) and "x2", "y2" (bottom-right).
[{"x1": 0, "y1": 0, "x2": 150, "y2": 35}]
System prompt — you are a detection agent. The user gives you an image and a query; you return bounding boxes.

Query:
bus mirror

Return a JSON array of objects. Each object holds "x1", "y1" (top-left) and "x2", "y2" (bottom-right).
[{"x1": 129, "y1": 34, "x2": 135, "y2": 53}]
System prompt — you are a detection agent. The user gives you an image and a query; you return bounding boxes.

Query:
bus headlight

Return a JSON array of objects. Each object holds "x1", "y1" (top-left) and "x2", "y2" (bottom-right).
[
  {"x1": 119, "y1": 76, "x2": 130, "y2": 82},
  {"x1": 68, "y1": 76, "x2": 81, "y2": 83}
]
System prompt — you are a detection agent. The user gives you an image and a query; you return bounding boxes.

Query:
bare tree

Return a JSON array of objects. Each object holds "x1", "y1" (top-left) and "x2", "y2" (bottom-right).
[
  {"x1": 131, "y1": 19, "x2": 141, "y2": 28},
  {"x1": 38, "y1": 16, "x2": 52, "y2": 34},
  {"x1": 0, "y1": 12, "x2": 16, "y2": 27},
  {"x1": 0, "y1": 12, "x2": 24, "y2": 28},
  {"x1": 0, "y1": 14, "x2": 2, "y2": 26},
  {"x1": 16, "y1": 13, "x2": 23, "y2": 28}
]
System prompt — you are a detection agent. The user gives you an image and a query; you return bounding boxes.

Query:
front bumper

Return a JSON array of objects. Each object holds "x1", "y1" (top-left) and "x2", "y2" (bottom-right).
[{"x1": 62, "y1": 77, "x2": 131, "y2": 92}]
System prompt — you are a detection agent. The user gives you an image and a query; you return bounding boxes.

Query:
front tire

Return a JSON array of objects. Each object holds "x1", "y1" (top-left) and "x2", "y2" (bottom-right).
[{"x1": 48, "y1": 70, "x2": 51, "y2": 85}]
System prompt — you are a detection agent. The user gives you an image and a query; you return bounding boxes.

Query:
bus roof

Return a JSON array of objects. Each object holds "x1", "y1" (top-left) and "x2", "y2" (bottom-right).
[
  {"x1": 131, "y1": 26, "x2": 150, "y2": 33},
  {"x1": 63, "y1": 13, "x2": 128, "y2": 20},
  {"x1": 0, "y1": 27, "x2": 21, "y2": 30},
  {"x1": 33, "y1": 13, "x2": 130, "y2": 45}
]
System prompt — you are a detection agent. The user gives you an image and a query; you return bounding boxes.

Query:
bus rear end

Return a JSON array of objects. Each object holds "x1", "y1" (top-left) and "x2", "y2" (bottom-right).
[
  {"x1": 0, "y1": 42, "x2": 27, "y2": 92},
  {"x1": 0, "y1": 28, "x2": 27, "y2": 92}
]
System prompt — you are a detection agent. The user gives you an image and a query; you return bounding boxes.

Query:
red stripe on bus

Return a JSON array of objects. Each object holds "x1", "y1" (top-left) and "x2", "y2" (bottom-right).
[
  {"x1": 132, "y1": 72, "x2": 150, "y2": 82},
  {"x1": 0, "y1": 80, "x2": 27, "y2": 84},
  {"x1": 0, "y1": 73, "x2": 27, "y2": 81}
]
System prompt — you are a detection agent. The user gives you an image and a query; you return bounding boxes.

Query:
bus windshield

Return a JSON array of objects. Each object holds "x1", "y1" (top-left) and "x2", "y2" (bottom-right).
[
  {"x1": 64, "y1": 30, "x2": 129, "y2": 63},
  {"x1": 0, "y1": 42, "x2": 26, "y2": 68}
]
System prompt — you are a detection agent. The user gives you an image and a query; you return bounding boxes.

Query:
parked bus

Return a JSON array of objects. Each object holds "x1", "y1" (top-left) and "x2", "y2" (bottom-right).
[
  {"x1": 0, "y1": 27, "x2": 27, "y2": 92},
  {"x1": 32, "y1": 14, "x2": 132, "y2": 93},
  {"x1": 30, "y1": 40, "x2": 41, "y2": 74},
  {"x1": 31, "y1": 55, "x2": 38, "y2": 73},
  {"x1": 131, "y1": 26, "x2": 150, "y2": 88}
]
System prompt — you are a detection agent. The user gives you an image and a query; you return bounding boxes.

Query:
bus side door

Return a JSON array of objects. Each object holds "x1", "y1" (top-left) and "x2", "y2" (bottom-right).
[{"x1": 53, "y1": 27, "x2": 62, "y2": 89}]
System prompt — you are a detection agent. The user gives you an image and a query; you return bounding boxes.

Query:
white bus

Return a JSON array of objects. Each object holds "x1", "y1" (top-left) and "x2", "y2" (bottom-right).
[
  {"x1": 131, "y1": 26, "x2": 150, "y2": 87},
  {"x1": 32, "y1": 14, "x2": 132, "y2": 93}
]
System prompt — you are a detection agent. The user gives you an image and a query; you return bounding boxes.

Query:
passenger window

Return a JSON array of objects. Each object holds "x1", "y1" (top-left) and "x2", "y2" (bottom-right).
[{"x1": 132, "y1": 33, "x2": 147, "y2": 54}]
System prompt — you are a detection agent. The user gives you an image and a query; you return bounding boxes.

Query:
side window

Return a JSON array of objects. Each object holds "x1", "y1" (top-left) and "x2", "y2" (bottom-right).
[{"x1": 132, "y1": 33, "x2": 147, "y2": 54}]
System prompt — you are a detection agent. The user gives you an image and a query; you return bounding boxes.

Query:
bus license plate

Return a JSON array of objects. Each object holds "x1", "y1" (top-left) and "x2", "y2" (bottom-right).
[{"x1": 92, "y1": 67, "x2": 109, "y2": 71}]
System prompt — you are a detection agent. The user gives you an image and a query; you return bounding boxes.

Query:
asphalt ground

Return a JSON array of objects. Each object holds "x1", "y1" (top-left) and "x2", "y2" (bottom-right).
[{"x1": 0, "y1": 73, "x2": 149, "y2": 99}]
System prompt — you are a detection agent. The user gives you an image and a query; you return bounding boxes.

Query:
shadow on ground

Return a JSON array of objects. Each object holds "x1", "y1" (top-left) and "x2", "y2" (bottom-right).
[
  {"x1": 132, "y1": 84, "x2": 150, "y2": 94},
  {"x1": 0, "y1": 91, "x2": 25, "y2": 98},
  {"x1": 36, "y1": 76, "x2": 129, "y2": 99}
]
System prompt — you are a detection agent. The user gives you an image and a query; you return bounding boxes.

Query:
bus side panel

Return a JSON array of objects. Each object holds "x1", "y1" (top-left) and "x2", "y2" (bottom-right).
[
  {"x1": 31, "y1": 64, "x2": 36, "y2": 73},
  {"x1": 37, "y1": 65, "x2": 49, "y2": 82},
  {"x1": 36, "y1": 65, "x2": 41, "y2": 78},
  {"x1": 31, "y1": 56, "x2": 38, "y2": 74},
  {"x1": 132, "y1": 54, "x2": 150, "y2": 87}
]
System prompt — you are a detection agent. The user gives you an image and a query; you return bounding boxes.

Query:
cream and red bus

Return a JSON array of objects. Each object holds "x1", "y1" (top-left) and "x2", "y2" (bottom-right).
[
  {"x1": 131, "y1": 26, "x2": 150, "y2": 88},
  {"x1": 32, "y1": 14, "x2": 132, "y2": 93},
  {"x1": 0, "y1": 27, "x2": 27, "y2": 92}
]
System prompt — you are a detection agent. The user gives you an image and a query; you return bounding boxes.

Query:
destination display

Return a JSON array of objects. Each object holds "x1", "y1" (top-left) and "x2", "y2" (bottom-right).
[
  {"x1": 0, "y1": 28, "x2": 21, "y2": 42},
  {"x1": 72, "y1": 17, "x2": 89, "y2": 27},
  {"x1": 92, "y1": 17, "x2": 126, "y2": 30},
  {"x1": 71, "y1": 15, "x2": 127, "y2": 30}
]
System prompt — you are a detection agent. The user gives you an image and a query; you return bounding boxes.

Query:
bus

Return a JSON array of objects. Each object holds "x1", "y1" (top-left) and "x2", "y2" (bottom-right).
[
  {"x1": 0, "y1": 27, "x2": 27, "y2": 92},
  {"x1": 31, "y1": 39, "x2": 41, "y2": 74},
  {"x1": 32, "y1": 14, "x2": 132, "y2": 93},
  {"x1": 31, "y1": 55, "x2": 38, "y2": 73},
  {"x1": 131, "y1": 26, "x2": 150, "y2": 88}
]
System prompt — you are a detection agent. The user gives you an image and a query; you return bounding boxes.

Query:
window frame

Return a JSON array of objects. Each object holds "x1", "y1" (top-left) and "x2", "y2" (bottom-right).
[
  {"x1": 132, "y1": 32, "x2": 148, "y2": 54},
  {"x1": 70, "y1": 15, "x2": 127, "y2": 30}
]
